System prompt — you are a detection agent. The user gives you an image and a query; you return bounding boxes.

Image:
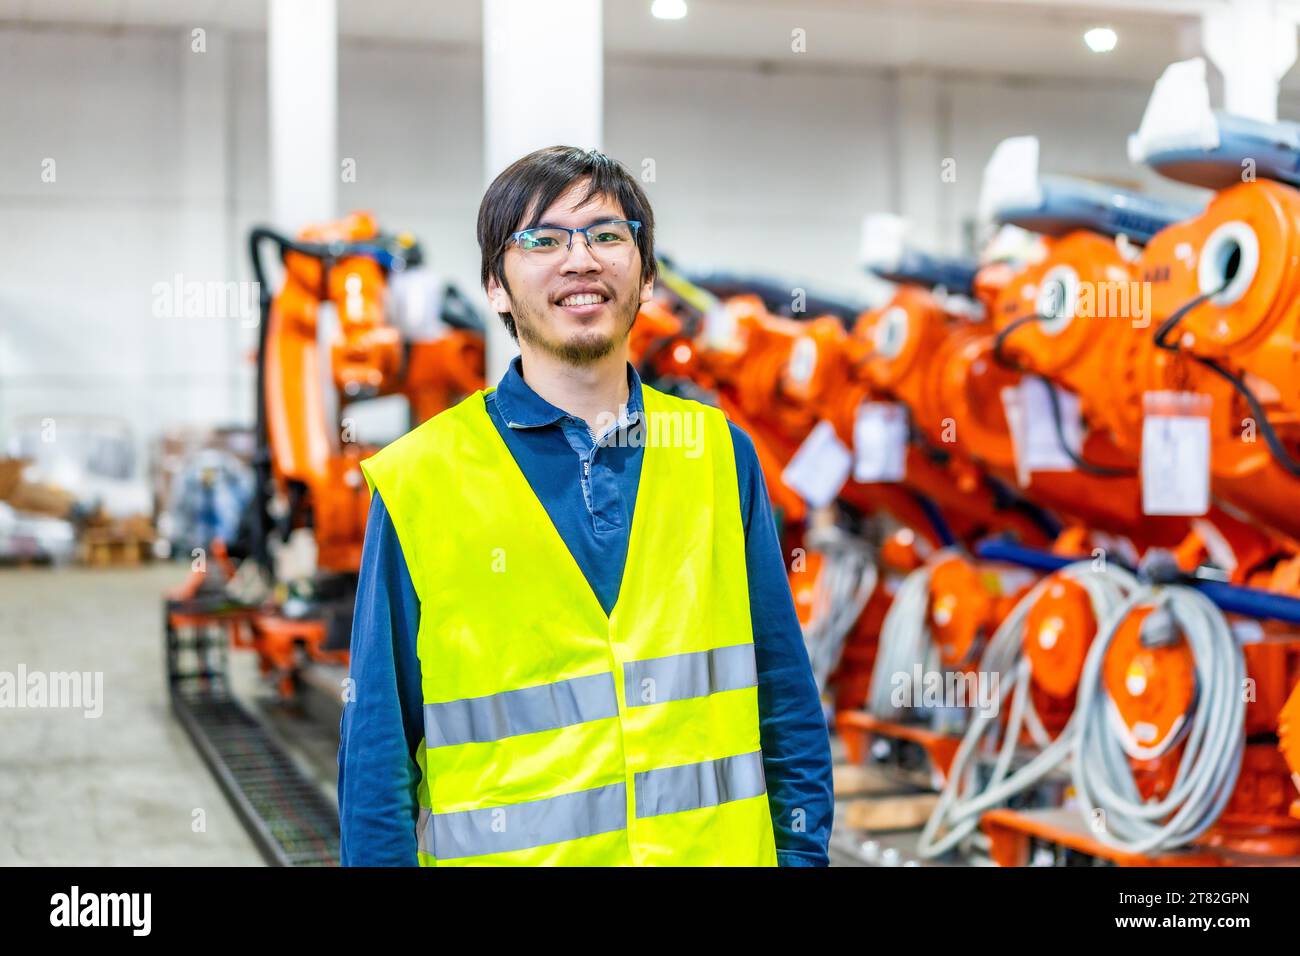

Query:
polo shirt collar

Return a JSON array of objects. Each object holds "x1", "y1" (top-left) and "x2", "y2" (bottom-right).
[{"x1": 494, "y1": 355, "x2": 645, "y2": 431}]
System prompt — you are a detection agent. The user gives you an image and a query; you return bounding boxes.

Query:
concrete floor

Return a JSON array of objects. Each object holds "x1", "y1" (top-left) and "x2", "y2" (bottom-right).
[
  {"x1": 0, "y1": 561, "x2": 899, "y2": 867},
  {"x1": 0, "y1": 563, "x2": 265, "y2": 865}
]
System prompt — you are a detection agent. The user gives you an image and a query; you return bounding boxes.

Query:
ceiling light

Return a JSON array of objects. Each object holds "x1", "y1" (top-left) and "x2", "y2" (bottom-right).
[
  {"x1": 652, "y1": 0, "x2": 687, "y2": 20},
  {"x1": 1084, "y1": 27, "x2": 1118, "y2": 53}
]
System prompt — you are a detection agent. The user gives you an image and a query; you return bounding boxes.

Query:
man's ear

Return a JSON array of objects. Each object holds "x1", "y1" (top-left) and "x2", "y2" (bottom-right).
[
  {"x1": 486, "y1": 272, "x2": 512, "y2": 313},
  {"x1": 639, "y1": 275, "x2": 655, "y2": 304}
]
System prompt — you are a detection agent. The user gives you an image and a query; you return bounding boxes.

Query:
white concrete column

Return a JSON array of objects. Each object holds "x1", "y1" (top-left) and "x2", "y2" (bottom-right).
[
  {"x1": 269, "y1": 0, "x2": 337, "y2": 230},
  {"x1": 482, "y1": 0, "x2": 603, "y2": 383},
  {"x1": 1202, "y1": 0, "x2": 1297, "y2": 123}
]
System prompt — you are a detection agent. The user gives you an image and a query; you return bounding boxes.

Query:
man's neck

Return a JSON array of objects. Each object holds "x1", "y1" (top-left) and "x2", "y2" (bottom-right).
[{"x1": 516, "y1": 346, "x2": 632, "y2": 436}]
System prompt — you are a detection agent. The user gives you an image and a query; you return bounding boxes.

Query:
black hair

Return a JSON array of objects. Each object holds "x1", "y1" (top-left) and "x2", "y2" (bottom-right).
[{"x1": 477, "y1": 145, "x2": 657, "y2": 339}]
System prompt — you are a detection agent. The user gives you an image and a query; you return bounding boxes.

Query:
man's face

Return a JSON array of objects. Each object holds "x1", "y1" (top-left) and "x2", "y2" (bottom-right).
[{"x1": 487, "y1": 179, "x2": 654, "y2": 366}]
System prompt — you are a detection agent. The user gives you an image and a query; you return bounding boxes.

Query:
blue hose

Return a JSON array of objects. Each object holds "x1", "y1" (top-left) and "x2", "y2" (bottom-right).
[{"x1": 974, "y1": 538, "x2": 1300, "y2": 625}]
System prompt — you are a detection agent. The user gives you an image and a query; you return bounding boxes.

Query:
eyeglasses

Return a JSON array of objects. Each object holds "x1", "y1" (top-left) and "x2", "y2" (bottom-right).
[{"x1": 508, "y1": 220, "x2": 642, "y2": 259}]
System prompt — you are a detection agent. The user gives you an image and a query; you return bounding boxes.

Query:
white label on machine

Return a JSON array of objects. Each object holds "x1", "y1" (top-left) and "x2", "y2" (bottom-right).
[
  {"x1": 1023, "y1": 378, "x2": 1082, "y2": 471},
  {"x1": 853, "y1": 402, "x2": 907, "y2": 483},
  {"x1": 787, "y1": 336, "x2": 818, "y2": 386},
  {"x1": 1003, "y1": 378, "x2": 1081, "y2": 481},
  {"x1": 782, "y1": 420, "x2": 852, "y2": 509},
  {"x1": 1141, "y1": 391, "x2": 1211, "y2": 516},
  {"x1": 1001, "y1": 385, "x2": 1030, "y2": 488},
  {"x1": 702, "y1": 303, "x2": 740, "y2": 351},
  {"x1": 387, "y1": 267, "x2": 448, "y2": 341}
]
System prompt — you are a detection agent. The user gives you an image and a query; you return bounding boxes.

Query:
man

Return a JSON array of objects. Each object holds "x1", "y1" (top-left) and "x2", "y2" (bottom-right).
[{"x1": 338, "y1": 145, "x2": 833, "y2": 866}]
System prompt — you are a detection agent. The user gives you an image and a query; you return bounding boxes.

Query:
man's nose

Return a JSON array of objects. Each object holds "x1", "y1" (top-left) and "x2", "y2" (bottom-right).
[{"x1": 561, "y1": 233, "x2": 602, "y2": 272}]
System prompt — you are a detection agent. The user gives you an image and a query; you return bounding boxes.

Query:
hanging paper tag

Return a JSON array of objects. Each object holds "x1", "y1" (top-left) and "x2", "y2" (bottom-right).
[
  {"x1": 1141, "y1": 391, "x2": 1211, "y2": 516},
  {"x1": 702, "y1": 303, "x2": 741, "y2": 351},
  {"x1": 1002, "y1": 378, "x2": 1081, "y2": 484},
  {"x1": 782, "y1": 420, "x2": 852, "y2": 508},
  {"x1": 1001, "y1": 385, "x2": 1031, "y2": 488},
  {"x1": 786, "y1": 336, "x2": 818, "y2": 387},
  {"x1": 853, "y1": 402, "x2": 907, "y2": 483},
  {"x1": 1022, "y1": 377, "x2": 1082, "y2": 472}
]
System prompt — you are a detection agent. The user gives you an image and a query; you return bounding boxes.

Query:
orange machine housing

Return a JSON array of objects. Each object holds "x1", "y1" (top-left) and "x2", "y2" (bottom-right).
[
  {"x1": 985, "y1": 226, "x2": 1287, "y2": 588},
  {"x1": 687, "y1": 290, "x2": 1051, "y2": 728},
  {"x1": 820, "y1": 289, "x2": 1054, "y2": 549},
  {"x1": 1022, "y1": 572, "x2": 1101, "y2": 737},
  {"x1": 1136, "y1": 179, "x2": 1300, "y2": 546},
  {"x1": 1100, "y1": 588, "x2": 1300, "y2": 858},
  {"x1": 856, "y1": 285, "x2": 1021, "y2": 483},
  {"x1": 1281, "y1": 677, "x2": 1300, "y2": 820},
  {"x1": 264, "y1": 212, "x2": 484, "y2": 574},
  {"x1": 983, "y1": 230, "x2": 1190, "y2": 549}
]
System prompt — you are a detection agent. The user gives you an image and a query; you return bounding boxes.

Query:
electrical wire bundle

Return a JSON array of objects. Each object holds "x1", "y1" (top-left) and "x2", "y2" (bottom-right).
[
  {"x1": 866, "y1": 551, "x2": 953, "y2": 720},
  {"x1": 1072, "y1": 583, "x2": 1246, "y2": 855},
  {"x1": 1153, "y1": 279, "x2": 1300, "y2": 480},
  {"x1": 918, "y1": 560, "x2": 1137, "y2": 858},
  {"x1": 801, "y1": 523, "x2": 878, "y2": 696}
]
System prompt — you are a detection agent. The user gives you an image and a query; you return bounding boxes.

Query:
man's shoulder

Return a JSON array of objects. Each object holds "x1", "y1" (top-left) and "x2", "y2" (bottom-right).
[
  {"x1": 723, "y1": 417, "x2": 759, "y2": 461},
  {"x1": 640, "y1": 385, "x2": 763, "y2": 496},
  {"x1": 640, "y1": 383, "x2": 730, "y2": 430},
  {"x1": 723, "y1": 419, "x2": 764, "y2": 499},
  {"x1": 395, "y1": 389, "x2": 488, "y2": 449},
  {"x1": 361, "y1": 390, "x2": 489, "y2": 487}
]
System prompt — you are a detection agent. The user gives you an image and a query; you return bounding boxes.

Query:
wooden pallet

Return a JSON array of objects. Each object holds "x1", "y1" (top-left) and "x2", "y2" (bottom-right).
[
  {"x1": 841, "y1": 792, "x2": 941, "y2": 832},
  {"x1": 78, "y1": 529, "x2": 154, "y2": 566},
  {"x1": 834, "y1": 762, "x2": 922, "y2": 798}
]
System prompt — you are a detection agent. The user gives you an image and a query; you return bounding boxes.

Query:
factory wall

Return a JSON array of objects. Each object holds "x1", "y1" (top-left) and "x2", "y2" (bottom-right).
[{"x1": 0, "y1": 22, "x2": 1244, "y2": 472}]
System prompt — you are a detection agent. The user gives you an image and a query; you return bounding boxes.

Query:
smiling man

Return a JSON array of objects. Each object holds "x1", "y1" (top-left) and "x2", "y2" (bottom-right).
[{"x1": 338, "y1": 145, "x2": 833, "y2": 866}]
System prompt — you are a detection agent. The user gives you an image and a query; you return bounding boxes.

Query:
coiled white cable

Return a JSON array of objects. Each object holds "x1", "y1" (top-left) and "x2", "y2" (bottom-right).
[
  {"x1": 867, "y1": 551, "x2": 956, "y2": 720},
  {"x1": 1072, "y1": 583, "x2": 1245, "y2": 856},
  {"x1": 801, "y1": 525, "x2": 878, "y2": 696},
  {"x1": 918, "y1": 560, "x2": 1138, "y2": 859}
]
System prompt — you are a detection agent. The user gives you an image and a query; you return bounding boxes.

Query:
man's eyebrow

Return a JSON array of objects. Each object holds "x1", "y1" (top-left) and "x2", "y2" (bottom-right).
[{"x1": 532, "y1": 215, "x2": 623, "y2": 229}]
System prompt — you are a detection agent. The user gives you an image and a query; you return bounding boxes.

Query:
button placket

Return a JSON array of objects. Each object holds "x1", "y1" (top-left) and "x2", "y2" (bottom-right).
[{"x1": 556, "y1": 417, "x2": 596, "y2": 514}]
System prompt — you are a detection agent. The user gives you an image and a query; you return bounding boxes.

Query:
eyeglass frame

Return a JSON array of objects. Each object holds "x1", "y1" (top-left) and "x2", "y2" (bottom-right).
[{"x1": 506, "y1": 219, "x2": 643, "y2": 256}]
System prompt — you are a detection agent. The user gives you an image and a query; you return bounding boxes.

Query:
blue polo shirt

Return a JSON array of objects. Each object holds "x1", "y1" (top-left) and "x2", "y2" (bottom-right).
[{"x1": 338, "y1": 356, "x2": 833, "y2": 866}]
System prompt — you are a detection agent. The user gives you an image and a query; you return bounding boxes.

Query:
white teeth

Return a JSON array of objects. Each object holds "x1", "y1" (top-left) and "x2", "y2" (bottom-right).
[{"x1": 559, "y1": 293, "x2": 605, "y2": 307}]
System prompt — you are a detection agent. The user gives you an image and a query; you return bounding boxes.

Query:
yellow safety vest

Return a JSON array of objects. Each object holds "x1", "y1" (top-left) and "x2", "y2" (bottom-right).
[{"x1": 359, "y1": 383, "x2": 778, "y2": 866}]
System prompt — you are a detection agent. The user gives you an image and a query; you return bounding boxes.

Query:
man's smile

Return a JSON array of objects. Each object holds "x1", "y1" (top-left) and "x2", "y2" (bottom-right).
[{"x1": 554, "y1": 285, "x2": 612, "y2": 318}]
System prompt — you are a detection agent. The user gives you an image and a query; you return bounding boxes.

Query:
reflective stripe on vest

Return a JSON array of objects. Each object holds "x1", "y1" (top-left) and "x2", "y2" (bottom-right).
[
  {"x1": 418, "y1": 783, "x2": 628, "y2": 859},
  {"x1": 635, "y1": 750, "x2": 767, "y2": 818},
  {"x1": 624, "y1": 643, "x2": 758, "y2": 708},
  {"x1": 361, "y1": 383, "x2": 778, "y2": 866},
  {"x1": 424, "y1": 672, "x2": 619, "y2": 748},
  {"x1": 415, "y1": 753, "x2": 766, "y2": 858},
  {"x1": 424, "y1": 643, "x2": 759, "y2": 748}
]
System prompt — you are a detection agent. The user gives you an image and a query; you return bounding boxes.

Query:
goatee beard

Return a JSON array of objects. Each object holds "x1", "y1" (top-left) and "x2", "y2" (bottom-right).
[{"x1": 515, "y1": 296, "x2": 638, "y2": 367}]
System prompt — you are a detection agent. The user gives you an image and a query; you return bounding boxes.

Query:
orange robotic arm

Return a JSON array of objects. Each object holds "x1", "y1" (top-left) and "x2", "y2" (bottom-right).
[{"x1": 250, "y1": 213, "x2": 484, "y2": 575}]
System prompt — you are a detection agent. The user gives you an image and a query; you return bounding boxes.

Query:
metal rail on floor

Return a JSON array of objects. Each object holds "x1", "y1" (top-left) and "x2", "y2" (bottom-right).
[{"x1": 166, "y1": 603, "x2": 340, "y2": 867}]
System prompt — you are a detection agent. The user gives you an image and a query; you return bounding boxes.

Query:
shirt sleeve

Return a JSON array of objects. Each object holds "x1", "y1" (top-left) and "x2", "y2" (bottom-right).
[
  {"x1": 728, "y1": 422, "x2": 835, "y2": 867},
  {"x1": 338, "y1": 491, "x2": 425, "y2": 866}
]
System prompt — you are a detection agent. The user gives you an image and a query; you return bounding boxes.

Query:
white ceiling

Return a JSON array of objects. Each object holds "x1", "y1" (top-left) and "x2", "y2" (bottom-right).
[{"x1": 0, "y1": 0, "x2": 1291, "y2": 92}]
